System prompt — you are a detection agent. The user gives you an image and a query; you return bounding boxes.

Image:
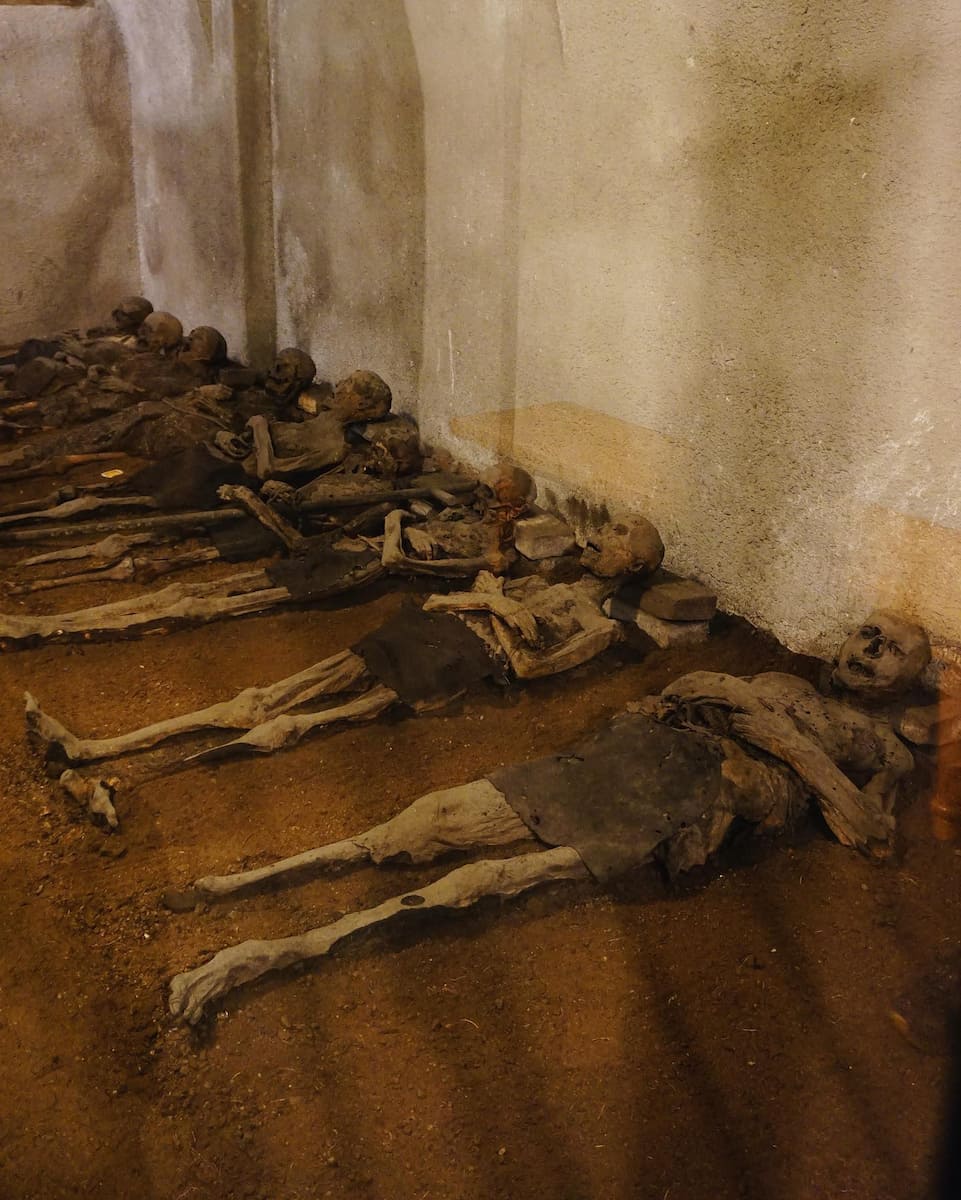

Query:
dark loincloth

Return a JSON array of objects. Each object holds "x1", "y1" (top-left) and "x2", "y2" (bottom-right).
[
  {"x1": 353, "y1": 605, "x2": 499, "y2": 706},
  {"x1": 489, "y1": 714, "x2": 726, "y2": 883}
]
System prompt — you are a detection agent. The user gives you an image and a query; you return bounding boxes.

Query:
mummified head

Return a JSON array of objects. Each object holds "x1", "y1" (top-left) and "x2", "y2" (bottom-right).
[
  {"x1": 361, "y1": 415, "x2": 423, "y2": 478},
  {"x1": 482, "y1": 463, "x2": 537, "y2": 513},
  {"x1": 331, "y1": 370, "x2": 392, "y2": 423},
  {"x1": 579, "y1": 517, "x2": 664, "y2": 579},
  {"x1": 111, "y1": 296, "x2": 153, "y2": 332},
  {"x1": 181, "y1": 326, "x2": 227, "y2": 364},
  {"x1": 265, "y1": 348, "x2": 316, "y2": 401},
  {"x1": 832, "y1": 611, "x2": 930, "y2": 697},
  {"x1": 137, "y1": 311, "x2": 183, "y2": 354}
]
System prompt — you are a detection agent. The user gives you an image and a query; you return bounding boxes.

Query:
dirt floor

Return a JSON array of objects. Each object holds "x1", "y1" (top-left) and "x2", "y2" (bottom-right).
[{"x1": 0, "y1": 470, "x2": 959, "y2": 1200}]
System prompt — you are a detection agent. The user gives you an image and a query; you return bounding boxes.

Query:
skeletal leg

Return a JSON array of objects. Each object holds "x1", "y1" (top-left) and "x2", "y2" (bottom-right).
[
  {"x1": 182, "y1": 683, "x2": 398, "y2": 763},
  {"x1": 0, "y1": 570, "x2": 284, "y2": 647},
  {"x1": 9, "y1": 558, "x2": 136, "y2": 594},
  {"x1": 188, "y1": 779, "x2": 532, "y2": 898},
  {"x1": 169, "y1": 845, "x2": 587, "y2": 1022},
  {"x1": 19, "y1": 531, "x2": 170, "y2": 568},
  {"x1": 216, "y1": 483, "x2": 305, "y2": 552},
  {"x1": 25, "y1": 649, "x2": 368, "y2": 765}
]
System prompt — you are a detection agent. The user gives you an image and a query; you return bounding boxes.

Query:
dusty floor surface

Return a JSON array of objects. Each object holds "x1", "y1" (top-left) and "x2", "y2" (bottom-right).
[{"x1": 0, "y1": 471, "x2": 959, "y2": 1199}]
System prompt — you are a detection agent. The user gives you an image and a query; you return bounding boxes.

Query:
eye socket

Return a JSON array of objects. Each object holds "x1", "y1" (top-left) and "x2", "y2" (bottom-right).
[
  {"x1": 861, "y1": 626, "x2": 880, "y2": 638},
  {"x1": 889, "y1": 642, "x2": 905, "y2": 658}
]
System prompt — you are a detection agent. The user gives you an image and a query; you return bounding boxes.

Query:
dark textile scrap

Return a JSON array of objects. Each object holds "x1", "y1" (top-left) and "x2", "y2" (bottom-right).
[
  {"x1": 266, "y1": 540, "x2": 381, "y2": 601},
  {"x1": 353, "y1": 604, "x2": 499, "y2": 706},
  {"x1": 208, "y1": 517, "x2": 283, "y2": 562},
  {"x1": 489, "y1": 714, "x2": 725, "y2": 883},
  {"x1": 128, "y1": 446, "x2": 250, "y2": 510}
]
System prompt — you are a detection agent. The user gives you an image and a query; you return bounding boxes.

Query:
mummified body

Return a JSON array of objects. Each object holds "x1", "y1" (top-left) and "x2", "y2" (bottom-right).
[
  {"x1": 164, "y1": 611, "x2": 929, "y2": 1023},
  {"x1": 25, "y1": 517, "x2": 664, "y2": 827}
]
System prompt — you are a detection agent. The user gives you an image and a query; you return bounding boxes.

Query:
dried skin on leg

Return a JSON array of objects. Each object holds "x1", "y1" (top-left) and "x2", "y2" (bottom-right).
[
  {"x1": 169, "y1": 846, "x2": 588, "y2": 1023},
  {"x1": 25, "y1": 649, "x2": 368, "y2": 764},
  {"x1": 183, "y1": 683, "x2": 398, "y2": 762},
  {"x1": 0, "y1": 570, "x2": 281, "y2": 646},
  {"x1": 189, "y1": 780, "x2": 531, "y2": 898}
]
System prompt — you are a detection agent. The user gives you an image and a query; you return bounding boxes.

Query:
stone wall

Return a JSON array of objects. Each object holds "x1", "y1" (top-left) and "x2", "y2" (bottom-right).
[
  {"x1": 270, "y1": 0, "x2": 425, "y2": 406},
  {"x1": 406, "y1": 0, "x2": 961, "y2": 656},
  {"x1": 106, "y1": 0, "x2": 251, "y2": 363},
  {"x1": 0, "y1": 1, "x2": 137, "y2": 342},
  {"x1": 6, "y1": 0, "x2": 959, "y2": 657}
]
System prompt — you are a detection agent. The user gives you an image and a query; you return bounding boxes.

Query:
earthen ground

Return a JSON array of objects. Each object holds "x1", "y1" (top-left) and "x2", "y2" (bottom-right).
[{"x1": 0, "y1": 469, "x2": 958, "y2": 1200}]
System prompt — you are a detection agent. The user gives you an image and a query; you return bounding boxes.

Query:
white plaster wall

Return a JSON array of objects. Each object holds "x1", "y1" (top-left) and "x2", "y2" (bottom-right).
[
  {"x1": 0, "y1": 1, "x2": 137, "y2": 342},
  {"x1": 106, "y1": 0, "x2": 248, "y2": 359},
  {"x1": 406, "y1": 0, "x2": 961, "y2": 657},
  {"x1": 269, "y1": 0, "x2": 425, "y2": 404}
]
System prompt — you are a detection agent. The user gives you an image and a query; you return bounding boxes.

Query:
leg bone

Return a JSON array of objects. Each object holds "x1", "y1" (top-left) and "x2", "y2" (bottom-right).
[
  {"x1": 169, "y1": 846, "x2": 587, "y2": 1023},
  {"x1": 25, "y1": 649, "x2": 368, "y2": 765}
]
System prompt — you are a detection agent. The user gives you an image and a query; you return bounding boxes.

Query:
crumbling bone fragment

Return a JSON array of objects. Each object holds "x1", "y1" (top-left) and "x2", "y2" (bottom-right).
[
  {"x1": 168, "y1": 847, "x2": 586, "y2": 1023},
  {"x1": 216, "y1": 484, "x2": 305, "y2": 552},
  {"x1": 381, "y1": 509, "x2": 505, "y2": 577},
  {"x1": 60, "y1": 768, "x2": 120, "y2": 830}
]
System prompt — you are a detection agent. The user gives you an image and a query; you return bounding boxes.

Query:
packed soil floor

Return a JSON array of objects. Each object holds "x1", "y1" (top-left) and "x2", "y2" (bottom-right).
[{"x1": 0, "y1": 468, "x2": 959, "y2": 1200}]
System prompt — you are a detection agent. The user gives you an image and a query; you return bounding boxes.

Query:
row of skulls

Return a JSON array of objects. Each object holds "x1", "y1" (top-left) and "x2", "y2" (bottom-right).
[
  {"x1": 116, "y1": 297, "x2": 226, "y2": 364},
  {"x1": 117, "y1": 296, "x2": 392, "y2": 419},
  {"x1": 114, "y1": 297, "x2": 670, "y2": 579}
]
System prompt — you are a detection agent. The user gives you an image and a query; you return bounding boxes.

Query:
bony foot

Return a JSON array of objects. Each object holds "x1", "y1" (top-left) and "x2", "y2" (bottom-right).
[{"x1": 169, "y1": 940, "x2": 271, "y2": 1024}]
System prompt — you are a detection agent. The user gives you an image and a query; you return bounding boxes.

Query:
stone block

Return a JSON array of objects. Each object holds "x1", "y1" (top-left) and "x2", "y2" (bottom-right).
[
  {"x1": 603, "y1": 597, "x2": 710, "y2": 649},
  {"x1": 515, "y1": 513, "x2": 576, "y2": 560},
  {"x1": 639, "y1": 579, "x2": 717, "y2": 622}
]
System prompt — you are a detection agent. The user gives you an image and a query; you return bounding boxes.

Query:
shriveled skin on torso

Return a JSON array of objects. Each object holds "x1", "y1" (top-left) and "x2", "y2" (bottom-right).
[
  {"x1": 651, "y1": 670, "x2": 915, "y2": 840},
  {"x1": 500, "y1": 576, "x2": 614, "y2": 649},
  {"x1": 405, "y1": 517, "x2": 498, "y2": 563},
  {"x1": 746, "y1": 673, "x2": 910, "y2": 782}
]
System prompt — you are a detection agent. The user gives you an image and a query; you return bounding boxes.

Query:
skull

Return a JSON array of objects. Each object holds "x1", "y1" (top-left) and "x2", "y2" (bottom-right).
[
  {"x1": 180, "y1": 326, "x2": 227, "y2": 364},
  {"x1": 482, "y1": 464, "x2": 537, "y2": 517},
  {"x1": 330, "y1": 370, "x2": 392, "y2": 423},
  {"x1": 265, "y1": 348, "x2": 316, "y2": 401},
  {"x1": 579, "y1": 518, "x2": 664, "y2": 578},
  {"x1": 832, "y1": 611, "x2": 930, "y2": 696},
  {"x1": 137, "y1": 311, "x2": 183, "y2": 354},
  {"x1": 360, "y1": 416, "x2": 423, "y2": 478},
  {"x1": 111, "y1": 296, "x2": 153, "y2": 332}
]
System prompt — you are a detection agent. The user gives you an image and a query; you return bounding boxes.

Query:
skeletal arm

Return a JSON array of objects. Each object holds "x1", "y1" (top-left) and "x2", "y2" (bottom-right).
[{"x1": 422, "y1": 589, "x2": 540, "y2": 644}]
